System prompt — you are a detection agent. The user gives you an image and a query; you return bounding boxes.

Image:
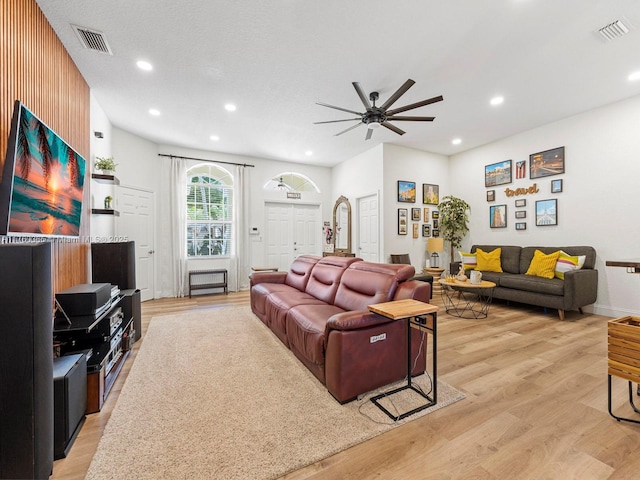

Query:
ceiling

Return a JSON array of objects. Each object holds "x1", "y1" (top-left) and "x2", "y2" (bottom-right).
[{"x1": 36, "y1": 0, "x2": 640, "y2": 167}]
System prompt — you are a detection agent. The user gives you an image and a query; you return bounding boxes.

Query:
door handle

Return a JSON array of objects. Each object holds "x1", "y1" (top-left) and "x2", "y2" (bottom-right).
[{"x1": 148, "y1": 250, "x2": 155, "y2": 254}]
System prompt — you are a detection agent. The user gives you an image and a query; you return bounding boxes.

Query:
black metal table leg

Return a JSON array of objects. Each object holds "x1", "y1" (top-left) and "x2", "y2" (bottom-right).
[
  {"x1": 608, "y1": 374, "x2": 640, "y2": 424},
  {"x1": 370, "y1": 312, "x2": 437, "y2": 421}
]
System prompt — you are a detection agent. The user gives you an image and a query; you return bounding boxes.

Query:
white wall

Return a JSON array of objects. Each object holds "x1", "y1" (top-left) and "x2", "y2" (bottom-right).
[
  {"x1": 331, "y1": 144, "x2": 384, "y2": 256},
  {"x1": 383, "y1": 144, "x2": 449, "y2": 270},
  {"x1": 449, "y1": 94, "x2": 640, "y2": 317},
  {"x1": 89, "y1": 94, "x2": 115, "y2": 239}
]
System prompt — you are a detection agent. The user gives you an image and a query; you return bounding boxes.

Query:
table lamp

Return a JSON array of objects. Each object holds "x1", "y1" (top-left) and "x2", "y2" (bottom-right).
[{"x1": 427, "y1": 237, "x2": 444, "y2": 268}]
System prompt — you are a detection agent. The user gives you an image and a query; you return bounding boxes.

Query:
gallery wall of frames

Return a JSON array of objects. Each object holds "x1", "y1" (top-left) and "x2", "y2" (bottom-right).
[
  {"x1": 485, "y1": 146, "x2": 565, "y2": 231},
  {"x1": 396, "y1": 180, "x2": 440, "y2": 238}
]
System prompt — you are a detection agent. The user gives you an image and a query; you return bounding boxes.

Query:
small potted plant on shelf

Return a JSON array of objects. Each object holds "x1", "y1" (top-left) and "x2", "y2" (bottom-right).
[
  {"x1": 104, "y1": 195, "x2": 113, "y2": 209},
  {"x1": 95, "y1": 156, "x2": 117, "y2": 175}
]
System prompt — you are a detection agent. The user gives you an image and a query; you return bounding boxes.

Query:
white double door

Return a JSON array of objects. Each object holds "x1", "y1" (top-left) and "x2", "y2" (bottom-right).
[{"x1": 265, "y1": 203, "x2": 321, "y2": 272}]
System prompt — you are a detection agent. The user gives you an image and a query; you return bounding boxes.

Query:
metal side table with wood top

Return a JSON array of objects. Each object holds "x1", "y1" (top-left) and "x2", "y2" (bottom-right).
[
  {"x1": 606, "y1": 258, "x2": 640, "y2": 422},
  {"x1": 368, "y1": 299, "x2": 438, "y2": 421}
]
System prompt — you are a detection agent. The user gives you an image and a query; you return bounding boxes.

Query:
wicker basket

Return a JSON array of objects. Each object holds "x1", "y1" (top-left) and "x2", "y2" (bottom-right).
[{"x1": 608, "y1": 316, "x2": 640, "y2": 382}]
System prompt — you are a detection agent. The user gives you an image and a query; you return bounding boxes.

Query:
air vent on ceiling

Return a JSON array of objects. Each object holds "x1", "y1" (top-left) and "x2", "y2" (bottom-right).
[
  {"x1": 71, "y1": 25, "x2": 113, "y2": 55},
  {"x1": 597, "y1": 18, "x2": 631, "y2": 41}
]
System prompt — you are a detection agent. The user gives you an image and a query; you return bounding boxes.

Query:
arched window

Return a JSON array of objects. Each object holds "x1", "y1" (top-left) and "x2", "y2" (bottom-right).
[
  {"x1": 186, "y1": 164, "x2": 233, "y2": 257},
  {"x1": 263, "y1": 172, "x2": 320, "y2": 192}
]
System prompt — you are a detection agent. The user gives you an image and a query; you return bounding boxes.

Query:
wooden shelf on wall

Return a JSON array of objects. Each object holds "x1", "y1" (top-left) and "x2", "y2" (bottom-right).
[
  {"x1": 91, "y1": 209, "x2": 120, "y2": 216},
  {"x1": 90, "y1": 173, "x2": 120, "y2": 185}
]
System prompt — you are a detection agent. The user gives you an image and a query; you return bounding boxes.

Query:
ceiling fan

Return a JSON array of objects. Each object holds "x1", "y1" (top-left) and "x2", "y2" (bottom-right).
[{"x1": 314, "y1": 79, "x2": 443, "y2": 140}]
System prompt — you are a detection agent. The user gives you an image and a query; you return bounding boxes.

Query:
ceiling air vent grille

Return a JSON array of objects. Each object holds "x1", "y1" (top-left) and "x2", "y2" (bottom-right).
[
  {"x1": 72, "y1": 25, "x2": 113, "y2": 55},
  {"x1": 597, "y1": 19, "x2": 631, "y2": 41}
]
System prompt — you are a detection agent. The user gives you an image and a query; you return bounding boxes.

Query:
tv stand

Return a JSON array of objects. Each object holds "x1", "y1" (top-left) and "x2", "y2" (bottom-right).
[{"x1": 54, "y1": 293, "x2": 135, "y2": 413}]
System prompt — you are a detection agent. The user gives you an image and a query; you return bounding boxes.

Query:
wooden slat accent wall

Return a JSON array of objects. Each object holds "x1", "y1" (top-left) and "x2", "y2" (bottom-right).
[{"x1": 1, "y1": 0, "x2": 91, "y2": 292}]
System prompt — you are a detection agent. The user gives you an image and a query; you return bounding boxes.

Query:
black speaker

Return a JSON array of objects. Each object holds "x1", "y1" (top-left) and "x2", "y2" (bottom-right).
[
  {"x1": 53, "y1": 354, "x2": 86, "y2": 459},
  {"x1": 0, "y1": 243, "x2": 54, "y2": 479},
  {"x1": 121, "y1": 288, "x2": 142, "y2": 341},
  {"x1": 91, "y1": 241, "x2": 136, "y2": 289}
]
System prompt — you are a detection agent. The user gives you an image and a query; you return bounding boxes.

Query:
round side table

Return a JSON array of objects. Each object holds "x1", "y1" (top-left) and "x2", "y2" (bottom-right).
[{"x1": 423, "y1": 267, "x2": 445, "y2": 293}]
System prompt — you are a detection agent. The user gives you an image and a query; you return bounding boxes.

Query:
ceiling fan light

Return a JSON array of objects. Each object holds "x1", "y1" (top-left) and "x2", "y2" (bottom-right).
[{"x1": 368, "y1": 121, "x2": 381, "y2": 129}]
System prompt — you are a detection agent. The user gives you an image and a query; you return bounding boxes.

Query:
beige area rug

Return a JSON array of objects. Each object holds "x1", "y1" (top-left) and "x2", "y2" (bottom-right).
[{"x1": 86, "y1": 306, "x2": 464, "y2": 480}]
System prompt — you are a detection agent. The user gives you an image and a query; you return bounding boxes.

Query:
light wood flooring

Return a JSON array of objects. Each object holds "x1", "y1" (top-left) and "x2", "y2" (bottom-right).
[{"x1": 51, "y1": 292, "x2": 640, "y2": 479}]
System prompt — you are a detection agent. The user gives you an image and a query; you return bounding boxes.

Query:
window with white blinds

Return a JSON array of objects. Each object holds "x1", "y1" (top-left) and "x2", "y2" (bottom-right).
[{"x1": 186, "y1": 164, "x2": 233, "y2": 257}]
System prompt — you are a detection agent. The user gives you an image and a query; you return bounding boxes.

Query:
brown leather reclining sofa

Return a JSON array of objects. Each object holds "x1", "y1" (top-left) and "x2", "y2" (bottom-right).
[{"x1": 250, "y1": 255, "x2": 432, "y2": 403}]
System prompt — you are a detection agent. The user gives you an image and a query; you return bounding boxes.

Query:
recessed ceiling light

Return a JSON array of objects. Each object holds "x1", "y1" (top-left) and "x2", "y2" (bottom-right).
[
  {"x1": 136, "y1": 60, "x2": 153, "y2": 71},
  {"x1": 490, "y1": 96, "x2": 504, "y2": 106},
  {"x1": 452, "y1": 138, "x2": 462, "y2": 145},
  {"x1": 149, "y1": 108, "x2": 160, "y2": 116},
  {"x1": 210, "y1": 135, "x2": 219, "y2": 141},
  {"x1": 629, "y1": 71, "x2": 640, "y2": 82},
  {"x1": 224, "y1": 104, "x2": 237, "y2": 112},
  {"x1": 305, "y1": 150, "x2": 313, "y2": 156}
]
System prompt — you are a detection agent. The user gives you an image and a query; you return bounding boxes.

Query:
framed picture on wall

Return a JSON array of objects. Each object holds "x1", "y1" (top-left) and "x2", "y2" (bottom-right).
[
  {"x1": 423, "y1": 208, "x2": 430, "y2": 222},
  {"x1": 515, "y1": 160, "x2": 527, "y2": 179},
  {"x1": 485, "y1": 160, "x2": 512, "y2": 187},
  {"x1": 411, "y1": 208, "x2": 421, "y2": 221},
  {"x1": 515, "y1": 210, "x2": 526, "y2": 219},
  {"x1": 412, "y1": 223, "x2": 419, "y2": 239},
  {"x1": 515, "y1": 199, "x2": 526, "y2": 207},
  {"x1": 535, "y1": 199, "x2": 558, "y2": 226},
  {"x1": 422, "y1": 183, "x2": 439, "y2": 205},
  {"x1": 551, "y1": 179, "x2": 563, "y2": 193},
  {"x1": 397, "y1": 181, "x2": 416, "y2": 203},
  {"x1": 432, "y1": 229, "x2": 440, "y2": 237},
  {"x1": 398, "y1": 208, "x2": 408, "y2": 234},
  {"x1": 516, "y1": 222, "x2": 527, "y2": 230},
  {"x1": 422, "y1": 224, "x2": 431, "y2": 237},
  {"x1": 490, "y1": 204, "x2": 507, "y2": 228},
  {"x1": 530, "y1": 146, "x2": 565, "y2": 179},
  {"x1": 487, "y1": 190, "x2": 495, "y2": 202}
]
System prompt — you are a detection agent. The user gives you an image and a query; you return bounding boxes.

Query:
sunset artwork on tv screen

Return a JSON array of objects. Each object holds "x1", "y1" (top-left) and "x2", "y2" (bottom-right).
[{"x1": 0, "y1": 101, "x2": 86, "y2": 237}]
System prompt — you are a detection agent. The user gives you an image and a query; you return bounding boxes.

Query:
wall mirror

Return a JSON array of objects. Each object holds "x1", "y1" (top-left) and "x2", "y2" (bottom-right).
[{"x1": 332, "y1": 195, "x2": 352, "y2": 255}]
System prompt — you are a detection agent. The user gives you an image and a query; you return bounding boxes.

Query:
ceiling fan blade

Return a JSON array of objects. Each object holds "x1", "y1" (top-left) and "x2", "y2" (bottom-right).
[
  {"x1": 379, "y1": 79, "x2": 416, "y2": 111},
  {"x1": 335, "y1": 122, "x2": 364, "y2": 136},
  {"x1": 313, "y1": 118, "x2": 361, "y2": 124},
  {"x1": 352, "y1": 82, "x2": 372, "y2": 111},
  {"x1": 365, "y1": 128, "x2": 373, "y2": 140},
  {"x1": 385, "y1": 116, "x2": 435, "y2": 122},
  {"x1": 381, "y1": 122, "x2": 406, "y2": 136},
  {"x1": 316, "y1": 102, "x2": 363, "y2": 116},
  {"x1": 385, "y1": 95, "x2": 443, "y2": 116}
]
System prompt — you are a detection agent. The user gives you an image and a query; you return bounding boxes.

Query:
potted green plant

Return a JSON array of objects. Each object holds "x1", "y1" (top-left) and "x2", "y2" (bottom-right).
[
  {"x1": 104, "y1": 195, "x2": 113, "y2": 209},
  {"x1": 95, "y1": 156, "x2": 117, "y2": 174},
  {"x1": 438, "y1": 195, "x2": 471, "y2": 261}
]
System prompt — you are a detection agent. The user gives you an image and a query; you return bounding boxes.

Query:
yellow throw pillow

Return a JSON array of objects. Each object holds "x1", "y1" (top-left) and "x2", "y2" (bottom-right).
[
  {"x1": 475, "y1": 248, "x2": 503, "y2": 272},
  {"x1": 526, "y1": 249, "x2": 561, "y2": 279}
]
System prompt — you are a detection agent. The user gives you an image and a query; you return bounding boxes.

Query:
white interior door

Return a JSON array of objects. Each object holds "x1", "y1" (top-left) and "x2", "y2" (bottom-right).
[
  {"x1": 265, "y1": 203, "x2": 292, "y2": 272},
  {"x1": 293, "y1": 204, "x2": 320, "y2": 256},
  {"x1": 357, "y1": 194, "x2": 379, "y2": 262},
  {"x1": 265, "y1": 202, "x2": 320, "y2": 271},
  {"x1": 116, "y1": 186, "x2": 155, "y2": 301}
]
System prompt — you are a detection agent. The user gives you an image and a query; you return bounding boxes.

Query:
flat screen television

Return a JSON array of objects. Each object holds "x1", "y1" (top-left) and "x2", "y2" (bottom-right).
[{"x1": 0, "y1": 101, "x2": 86, "y2": 238}]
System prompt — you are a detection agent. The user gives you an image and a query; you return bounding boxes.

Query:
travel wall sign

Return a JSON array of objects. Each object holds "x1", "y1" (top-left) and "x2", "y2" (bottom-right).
[{"x1": 504, "y1": 183, "x2": 539, "y2": 197}]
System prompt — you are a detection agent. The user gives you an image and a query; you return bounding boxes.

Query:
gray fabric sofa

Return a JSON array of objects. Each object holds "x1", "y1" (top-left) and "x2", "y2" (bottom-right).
[{"x1": 450, "y1": 245, "x2": 598, "y2": 320}]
